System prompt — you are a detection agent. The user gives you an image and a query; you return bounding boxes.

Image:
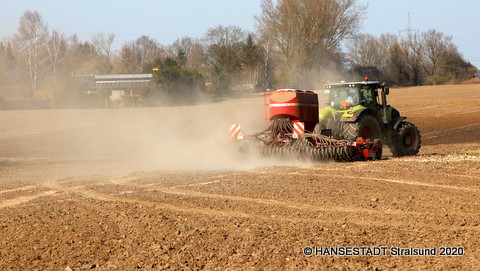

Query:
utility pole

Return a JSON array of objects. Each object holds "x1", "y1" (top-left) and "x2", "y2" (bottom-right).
[{"x1": 399, "y1": 13, "x2": 419, "y2": 37}]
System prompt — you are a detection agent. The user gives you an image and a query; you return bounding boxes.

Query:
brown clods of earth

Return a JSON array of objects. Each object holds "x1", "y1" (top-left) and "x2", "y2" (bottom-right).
[{"x1": 1, "y1": 84, "x2": 479, "y2": 270}]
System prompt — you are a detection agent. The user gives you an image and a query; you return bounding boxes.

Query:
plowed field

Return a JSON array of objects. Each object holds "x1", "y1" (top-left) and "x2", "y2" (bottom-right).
[{"x1": 1, "y1": 84, "x2": 479, "y2": 270}]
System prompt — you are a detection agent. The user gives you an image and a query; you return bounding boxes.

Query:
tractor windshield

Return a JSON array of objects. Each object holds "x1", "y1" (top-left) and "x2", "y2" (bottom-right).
[{"x1": 329, "y1": 87, "x2": 360, "y2": 109}]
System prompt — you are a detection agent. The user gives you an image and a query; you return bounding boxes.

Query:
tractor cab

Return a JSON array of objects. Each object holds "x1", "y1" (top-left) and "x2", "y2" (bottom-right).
[
  {"x1": 326, "y1": 81, "x2": 380, "y2": 110},
  {"x1": 321, "y1": 79, "x2": 393, "y2": 125}
]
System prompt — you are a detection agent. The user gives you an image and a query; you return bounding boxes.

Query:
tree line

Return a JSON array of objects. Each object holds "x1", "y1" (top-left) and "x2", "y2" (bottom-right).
[
  {"x1": 0, "y1": 1, "x2": 476, "y2": 106},
  {"x1": 346, "y1": 31, "x2": 477, "y2": 86}
]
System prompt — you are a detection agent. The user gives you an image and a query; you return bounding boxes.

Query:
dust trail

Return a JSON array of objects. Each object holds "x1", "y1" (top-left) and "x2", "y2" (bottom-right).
[{"x1": 0, "y1": 94, "x2": 314, "y2": 176}]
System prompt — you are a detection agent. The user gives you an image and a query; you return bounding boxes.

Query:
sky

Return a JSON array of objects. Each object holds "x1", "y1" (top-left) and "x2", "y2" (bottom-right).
[{"x1": 1, "y1": 0, "x2": 479, "y2": 68}]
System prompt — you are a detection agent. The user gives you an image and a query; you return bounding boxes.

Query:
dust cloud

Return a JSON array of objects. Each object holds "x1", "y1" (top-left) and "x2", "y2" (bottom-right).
[{"x1": 0, "y1": 93, "x2": 317, "y2": 178}]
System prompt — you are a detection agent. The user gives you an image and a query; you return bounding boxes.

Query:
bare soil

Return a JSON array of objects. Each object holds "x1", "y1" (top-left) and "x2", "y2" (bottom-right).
[{"x1": 1, "y1": 84, "x2": 479, "y2": 270}]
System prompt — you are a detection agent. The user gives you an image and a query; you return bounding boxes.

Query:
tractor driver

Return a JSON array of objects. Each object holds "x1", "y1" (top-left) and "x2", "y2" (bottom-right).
[
  {"x1": 346, "y1": 95, "x2": 355, "y2": 104},
  {"x1": 342, "y1": 90, "x2": 359, "y2": 108}
]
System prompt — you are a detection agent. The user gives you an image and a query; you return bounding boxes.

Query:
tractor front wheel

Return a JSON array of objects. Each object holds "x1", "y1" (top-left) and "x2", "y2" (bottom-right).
[
  {"x1": 314, "y1": 121, "x2": 332, "y2": 136},
  {"x1": 391, "y1": 121, "x2": 421, "y2": 156}
]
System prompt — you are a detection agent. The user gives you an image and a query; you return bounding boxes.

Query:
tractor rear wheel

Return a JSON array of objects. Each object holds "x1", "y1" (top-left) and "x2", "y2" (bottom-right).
[
  {"x1": 391, "y1": 121, "x2": 421, "y2": 156},
  {"x1": 341, "y1": 115, "x2": 382, "y2": 141}
]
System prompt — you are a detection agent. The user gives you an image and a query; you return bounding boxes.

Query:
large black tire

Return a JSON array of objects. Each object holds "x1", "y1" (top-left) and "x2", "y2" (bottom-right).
[
  {"x1": 390, "y1": 121, "x2": 421, "y2": 156},
  {"x1": 341, "y1": 115, "x2": 382, "y2": 141},
  {"x1": 374, "y1": 139, "x2": 382, "y2": 160}
]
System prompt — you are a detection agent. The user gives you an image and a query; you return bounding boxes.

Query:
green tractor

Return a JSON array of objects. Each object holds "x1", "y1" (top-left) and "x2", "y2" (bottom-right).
[{"x1": 316, "y1": 79, "x2": 421, "y2": 156}]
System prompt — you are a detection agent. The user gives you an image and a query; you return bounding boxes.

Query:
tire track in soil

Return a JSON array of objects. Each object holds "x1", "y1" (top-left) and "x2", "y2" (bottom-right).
[
  {"x1": 42, "y1": 178, "x2": 255, "y2": 219},
  {"x1": 106, "y1": 173, "x2": 415, "y2": 216},
  {"x1": 0, "y1": 190, "x2": 59, "y2": 208},
  {"x1": 301, "y1": 172, "x2": 479, "y2": 192},
  {"x1": 421, "y1": 123, "x2": 480, "y2": 139},
  {"x1": 108, "y1": 171, "x2": 479, "y2": 209},
  {"x1": 0, "y1": 185, "x2": 37, "y2": 194},
  {"x1": 2, "y1": 167, "x2": 475, "y2": 228},
  {"x1": 352, "y1": 175, "x2": 479, "y2": 192},
  {"x1": 35, "y1": 175, "x2": 477, "y2": 230}
]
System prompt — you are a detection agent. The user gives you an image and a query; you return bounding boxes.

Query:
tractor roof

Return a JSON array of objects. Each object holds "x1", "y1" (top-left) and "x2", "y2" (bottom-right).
[{"x1": 325, "y1": 81, "x2": 380, "y2": 87}]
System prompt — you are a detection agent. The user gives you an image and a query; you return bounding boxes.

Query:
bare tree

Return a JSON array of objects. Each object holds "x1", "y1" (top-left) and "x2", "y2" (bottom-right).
[
  {"x1": 91, "y1": 32, "x2": 115, "y2": 59},
  {"x1": 113, "y1": 41, "x2": 141, "y2": 74},
  {"x1": 347, "y1": 34, "x2": 381, "y2": 67},
  {"x1": 67, "y1": 34, "x2": 110, "y2": 75},
  {"x1": 187, "y1": 42, "x2": 206, "y2": 72},
  {"x1": 135, "y1": 35, "x2": 164, "y2": 67},
  {"x1": 169, "y1": 37, "x2": 195, "y2": 65},
  {"x1": 256, "y1": 25, "x2": 276, "y2": 89},
  {"x1": 46, "y1": 30, "x2": 66, "y2": 81},
  {"x1": 13, "y1": 10, "x2": 49, "y2": 95},
  {"x1": 387, "y1": 40, "x2": 410, "y2": 86},
  {"x1": 87, "y1": 32, "x2": 116, "y2": 74},
  {"x1": 112, "y1": 36, "x2": 164, "y2": 74},
  {"x1": 421, "y1": 29, "x2": 452, "y2": 81},
  {"x1": 403, "y1": 33, "x2": 424, "y2": 85},
  {"x1": 377, "y1": 33, "x2": 398, "y2": 72},
  {"x1": 204, "y1": 25, "x2": 247, "y2": 93},
  {"x1": 242, "y1": 34, "x2": 262, "y2": 91},
  {"x1": 257, "y1": 0, "x2": 366, "y2": 86},
  {"x1": 258, "y1": 37, "x2": 273, "y2": 89},
  {"x1": 170, "y1": 37, "x2": 207, "y2": 71},
  {"x1": 205, "y1": 25, "x2": 246, "y2": 47}
]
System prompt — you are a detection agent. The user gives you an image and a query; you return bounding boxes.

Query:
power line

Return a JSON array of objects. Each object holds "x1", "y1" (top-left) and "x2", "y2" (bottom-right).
[
  {"x1": 410, "y1": 13, "x2": 479, "y2": 26},
  {"x1": 464, "y1": 56, "x2": 480, "y2": 61},
  {"x1": 454, "y1": 42, "x2": 480, "y2": 50},
  {"x1": 454, "y1": 38, "x2": 480, "y2": 45}
]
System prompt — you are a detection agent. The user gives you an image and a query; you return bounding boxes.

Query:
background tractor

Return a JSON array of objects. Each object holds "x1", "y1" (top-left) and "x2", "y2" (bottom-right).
[{"x1": 317, "y1": 79, "x2": 421, "y2": 156}]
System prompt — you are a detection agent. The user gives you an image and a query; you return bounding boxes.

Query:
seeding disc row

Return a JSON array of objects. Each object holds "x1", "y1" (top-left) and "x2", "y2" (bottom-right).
[{"x1": 257, "y1": 145, "x2": 365, "y2": 162}]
